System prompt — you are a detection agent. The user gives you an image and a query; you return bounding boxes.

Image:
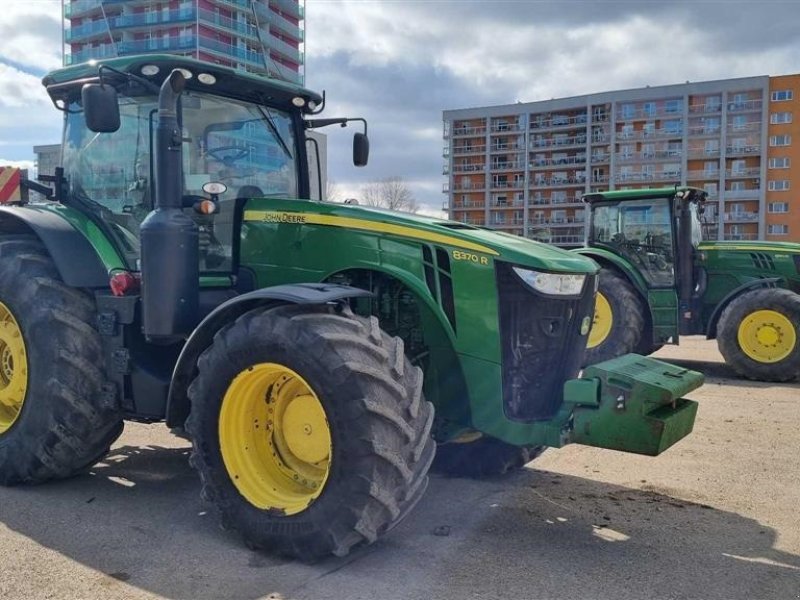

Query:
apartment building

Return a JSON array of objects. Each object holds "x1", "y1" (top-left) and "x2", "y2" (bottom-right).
[
  {"x1": 62, "y1": 0, "x2": 304, "y2": 85},
  {"x1": 443, "y1": 74, "x2": 800, "y2": 245}
]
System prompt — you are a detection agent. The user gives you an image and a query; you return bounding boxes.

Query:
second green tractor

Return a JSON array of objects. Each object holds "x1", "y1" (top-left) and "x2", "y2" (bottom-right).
[{"x1": 577, "y1": 187, "x2": 800, "y2": 382}]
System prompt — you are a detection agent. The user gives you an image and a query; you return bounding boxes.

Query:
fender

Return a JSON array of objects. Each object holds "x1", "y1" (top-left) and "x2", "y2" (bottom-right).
[
  {"x1": 165, "y1": 283, "x2": 371, "y2": 427},
  {"x1": 0, "y1": 206, "x2": 109, "y2": 287},
  {"x1": 705, "y1": 277, "x2": 783, "y2": 339},
  {"x1": 572, "y1": 247, "x2": 651, "y2": 297}
]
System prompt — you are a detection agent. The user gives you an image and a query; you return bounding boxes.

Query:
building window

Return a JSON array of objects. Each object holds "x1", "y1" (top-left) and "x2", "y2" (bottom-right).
[
  {"x1": 643, "y1": 102, "x2": 656, "y2": 116},
  {"x1": 731, "y1": 115, "x2": 749, "y2": 130},
  {"x1": 621, "y1": 103, "x2": 636, "y2": 119},
  {"x1": 767, "y1": 224, "x2": 789, "y2": 235},
  {"x1": 665, "y1": 99, "x2": 682, "y2": 113},
  {"x1": 768, "y1": 157, "x2": 790, "y2": 169},
  {"x1": 771, "y1": 90, "x2": 793, "y2": 102},
  {"x1": 768, "y1": 180, "x2": 790, "y2": 191},
  {"x1": 768, "y1": 202, "x2": 789, "y2": 213},
  {"x1": 770, "y1": 111, "x2": 793, "y2": 124},
  {"x1": 662, "y1": 119, "x2": 681, "y2": 135},
  {"x1": 769, "y1": 134, "x2": 791, "y2": 146}
]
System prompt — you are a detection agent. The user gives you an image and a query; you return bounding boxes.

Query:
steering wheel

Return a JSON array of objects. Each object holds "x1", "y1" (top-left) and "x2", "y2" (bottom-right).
[{"x1": 207, "y1": 146, "x2": 250, "y2": 166}]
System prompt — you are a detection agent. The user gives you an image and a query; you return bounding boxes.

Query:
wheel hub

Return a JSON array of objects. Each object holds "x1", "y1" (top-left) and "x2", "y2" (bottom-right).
[
  {"x1": 0, "y1": 301, "x2": 27, "y2": 434},
  {"x1": 219, "y1": 363, "x2": 332, "y2": 515},
  {"x1": 737, "y1": 309, "x2": 796, "y2": 363},
  {"x1": 587, "y1": 292, "x2": 613, "y2": 349}
]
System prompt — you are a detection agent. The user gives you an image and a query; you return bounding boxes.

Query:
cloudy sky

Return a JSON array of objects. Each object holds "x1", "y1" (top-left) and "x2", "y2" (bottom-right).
[{"x1": 1, "y1": 0, "x2": 800, "y2": 214}]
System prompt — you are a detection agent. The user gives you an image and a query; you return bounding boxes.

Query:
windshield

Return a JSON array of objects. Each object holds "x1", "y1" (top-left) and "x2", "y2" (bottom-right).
[
  {"x1": 590, "y1": 198, "x2": 675, "y2": 287},
  {"x1": 63, "y1": 90, "x2": 298, "y2": 270},
  {"x1": 690, "y1": 201, "x2": 704, "y2": 246}
]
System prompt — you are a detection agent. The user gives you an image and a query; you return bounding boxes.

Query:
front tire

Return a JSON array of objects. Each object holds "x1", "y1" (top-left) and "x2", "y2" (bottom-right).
[
  {"x1": 717, "y1": 288, "x2": 800, "y2": 382},
  {"x1": 584, "y1": 268, "x2": 645, "y2": 365},
  {"x1": 0, "y1": 237, "x2": 122, "y2": 485},
  {"x1": 186, "y1": 304, "x2": 435, "y2": 560}
]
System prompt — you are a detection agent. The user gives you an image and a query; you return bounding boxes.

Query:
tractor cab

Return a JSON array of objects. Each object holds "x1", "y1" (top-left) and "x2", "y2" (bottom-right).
[
  {"x1": 583, "y1": 186, "x2": 707, "y2": 330},
  {"x1": 44, "y1": 55, "x2": 365, "y2": 275}
]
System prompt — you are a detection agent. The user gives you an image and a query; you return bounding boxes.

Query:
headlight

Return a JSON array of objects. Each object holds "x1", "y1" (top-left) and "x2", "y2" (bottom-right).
[{"x1": 512, "y1": 267, "x2": 586, "y2": 296}]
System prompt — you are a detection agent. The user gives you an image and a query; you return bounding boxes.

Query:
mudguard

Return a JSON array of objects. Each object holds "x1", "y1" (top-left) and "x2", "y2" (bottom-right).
[
  {"x1": 165, "y1": 283, "x2": 371, "y2": 427},
  {"x1": 705, "y1": 277, "x2": 783, "y2": 339},
  {"x1": 0, "y1": 206, "x2": 108, "y2": 287}
]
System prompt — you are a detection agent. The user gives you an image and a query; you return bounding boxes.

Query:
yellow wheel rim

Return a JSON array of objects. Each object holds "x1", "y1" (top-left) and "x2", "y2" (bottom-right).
[
  {"x1": 737, "y1": 309, "x2": 797, "y2": 364},
  {"x1": 587, "y1": 292, "x2": 613, "y2": 349},
  {"x1": 0, "y1": 301, "x2": 27, "y2": 435},
  {"x1": 219, "y1": 363, "x2": 332, "y2": 515}
]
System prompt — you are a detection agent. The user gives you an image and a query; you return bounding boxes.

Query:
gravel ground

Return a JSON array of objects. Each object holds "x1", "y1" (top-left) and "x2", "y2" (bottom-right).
[{"x1": 0, "y1": 337, "x2": 797, "y2": 600}]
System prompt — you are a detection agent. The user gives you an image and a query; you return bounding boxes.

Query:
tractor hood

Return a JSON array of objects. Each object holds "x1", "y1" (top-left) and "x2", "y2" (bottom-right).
[
  {"x1": 698, "y1": 240, "x2": 800, "y2": 290},
  {"x1": 243, "y1": 199, "x2": 598, "y2": 275},
  {"x1": 698, "y1": 240, "x2": 800, "y2": 256}
]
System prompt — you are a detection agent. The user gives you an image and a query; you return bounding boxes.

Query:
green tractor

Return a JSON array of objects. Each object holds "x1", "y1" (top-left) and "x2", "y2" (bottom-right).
[
  {"x1": 0, "y1": 56, "x2": 702, "y2": 559},
  {"x1": 577, "y1": 187, "x2": 800, "y2": 382}
]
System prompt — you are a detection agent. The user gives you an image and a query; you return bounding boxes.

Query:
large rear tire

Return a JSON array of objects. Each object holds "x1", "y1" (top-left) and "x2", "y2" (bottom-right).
[
  {"x1": 717, "y1": 288, "x2": 800, "y2": 382},
  {"x1": 584, "y1": 268, "x2": 645, "y2": 365},
  {"x1": 432, "y1": 434, "x2": 542, "y2": 478},
  {"x1": 0, "y1": 236, "x2": 122, "y2": 485},
  {"x1": 186, "y1": 304, "x2": 435, "y2": 560}
]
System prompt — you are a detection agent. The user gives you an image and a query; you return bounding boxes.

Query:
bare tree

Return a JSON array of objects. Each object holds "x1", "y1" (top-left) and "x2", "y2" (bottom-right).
[
  {"x1": 326, "y1": 179, "x2": 343, "y2": 202},
  {"x1": 361, "y1": 176, "x2": 418, "y2": 213}
]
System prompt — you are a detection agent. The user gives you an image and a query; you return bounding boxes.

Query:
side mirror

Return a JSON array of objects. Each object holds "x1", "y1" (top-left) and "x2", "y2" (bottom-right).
[
  {"x1": 82, "y1": 84, "x2": 120, "y2": 133},
  {"x1": 353, "y1": 132, "x2": 369, "y2": 167}
]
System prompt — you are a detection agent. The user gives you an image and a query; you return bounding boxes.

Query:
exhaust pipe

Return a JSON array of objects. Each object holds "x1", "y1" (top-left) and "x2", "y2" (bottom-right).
[{"x1": 140, "y1": 69, "x2": 199, "y2": 342}]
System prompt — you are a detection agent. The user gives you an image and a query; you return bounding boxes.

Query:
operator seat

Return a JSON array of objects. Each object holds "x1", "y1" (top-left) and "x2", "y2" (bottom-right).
[{"x1": 237, "y1": 185, "x2": 264, "y2": 199}]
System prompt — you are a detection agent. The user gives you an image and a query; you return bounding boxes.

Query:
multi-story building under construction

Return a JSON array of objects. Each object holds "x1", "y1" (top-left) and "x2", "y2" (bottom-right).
[
  {"x1": 442, "y1": 74, "x2": 800, "y2": 245},
  {"x1": 62, "y1": 0, "x2": 304, "y2": 85}
]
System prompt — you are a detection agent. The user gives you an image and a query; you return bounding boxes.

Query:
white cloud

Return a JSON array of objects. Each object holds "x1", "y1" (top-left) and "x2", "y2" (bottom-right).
[
  {"x1": 0, "y1": 1, "x2": 62, "y2": 72},
  {"x1": 0, "y1": 159, "x2": 34, "y2": 171}
]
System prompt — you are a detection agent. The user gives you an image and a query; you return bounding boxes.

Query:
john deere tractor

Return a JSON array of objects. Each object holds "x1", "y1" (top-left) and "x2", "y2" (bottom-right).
[
  {"x1": 578, "y1": 187, "x2": 800, "y2": 382},
  {"x1": 0, "y1": 56, "x2": 702, "y2": 559}
]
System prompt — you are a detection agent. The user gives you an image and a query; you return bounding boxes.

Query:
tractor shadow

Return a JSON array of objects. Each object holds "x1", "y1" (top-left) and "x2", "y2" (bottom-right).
[
  {"x1": 1, "y1": 443, "x2": 799, "y2": 599},
  {"x1": 656, "y1": 356, "x2": 799, "y2": 390}
]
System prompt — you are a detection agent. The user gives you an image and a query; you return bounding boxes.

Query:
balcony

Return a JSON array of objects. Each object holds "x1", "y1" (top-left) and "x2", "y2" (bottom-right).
[
  {"x1": 270, "y1": 0, "x2": 304, "y2": 21},
  {"x1": 267, "y1": 60, "x2": 302, "y2": 84},
  {"x1": 617, "y1": 127, "x2": 683, "y2": 141},
  {"x1": 255, "y1": 2, "x2": 304, "y2": 42},
  {"x1": 442, "y1": 183, "x2": 450, "y2": 193},
  {"x1": 726, "y1": 145, "x2": 761, "y2": 156},
  {"x1": 111, "y1": 7, "x2": 196, "y2": 30},
  {"x1": 490, "y1": 142, "x2": 524, "y2": 153},
  {"x1": 453, "y1": 200, "x2": 486, "y2": 209},
  {"x1": 451, "y1": 145, "x2": 486, "y2": 156},
  {"x1": 687, "y1": 126, "x2": 721, "y2": 136},
  {"x1": 118, "y1": 35, "x2": 197, "y2": 55},
  {"x1": 199, "y1": 8, "x2": 259, "y2": 40},
  {"x1": 724, "y1": 212, "x2": 759, "y2": 222},
  {"x1": 727, "y1": 122, "x2": 761, "y2": 133},
  {"x1": 687, "y1": 147, "x2": 720, "y2": 158},
  {"x1": 64, "y1": 19, "x2": 110, "y2": 43},
  {"x1": 65, "y1": 44, "x2": 118, "y2": 65},
  {"x1": 590, "y1": 153, "x2": 610, "y2": 163},
  {"x1": 689, "y1": 102, "x2": 722, "y2": 114},
  {"x1": 727, "y1": 99, "x2": 762, "y2": 112},
  {"x1": 198, "y1": 35, "x2": 265, "y2": 68},
  {"x1": 490, "y1": 123, "x2": 522, "y2": 133},
  {"x1": 615, "y1": 171, "x2": 681, "y2": 183},
  {"x1": 452, "y1": 181, "x2": 485, "y2": 192},
  {"x1": 724, "y1": 189, "x2": 762, "y2": 199},
  {"x1": 452, "y1": 126, "x2": 486, "y2": 137},
  {"x1": 452, "y1": 163, "x2": 484, "y2": 174},
  {"x1": 491, "y1": 200, "x2": 524, "y2": 209},
  {"x1": 687, "y1": 170, "x2": 719, "y2": 180},
  {"x1": 530, "y1": 135, "x2": 587, "y2": 149},
  {"x1": 724, "y1": 232, "x2": 758, "y2": 241},
  {"x1": 210, "y1": 0, "x2": 254, "y2": 11},
  {"x1": 725, "y1": 167, "x2": 761, "y2": 178},
  {"x1": 530, "y1": 113, "x2": 588, "y2": 130},
  {"x1": 616, "y1": 150, "x2": 682, "y2": 162},
  {"x1": 617, "y1": 106, "x2": 684, "y2": 120},
  {"x1": 532, "y1": 176, "x2": 586, "y2": 188},
  {"x1": 490, "y1": 180, "x2": 524, "y2": 190},
  {"x1": 490, "y1": 161, "x2": 525, "y2": 171},
  {"x1": 529, "y1": 155, "x2": 587, "y2": 168},
  {"x1": 64, "y1": 0, "x2": 102, "y2": 19},
  {"x1": 269, "y1": 33, "x2": 303, "y2": 64}
]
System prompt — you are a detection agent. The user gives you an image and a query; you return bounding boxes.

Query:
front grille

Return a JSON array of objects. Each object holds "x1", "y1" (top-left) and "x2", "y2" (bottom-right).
[{"x1": 495, "y1": 262, "x2": 596, "y2": 422}]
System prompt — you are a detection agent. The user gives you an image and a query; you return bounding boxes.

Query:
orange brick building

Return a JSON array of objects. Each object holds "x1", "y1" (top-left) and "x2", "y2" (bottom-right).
[{"x1": 443, "y1": 74, "x2": 800, "y2": 245}]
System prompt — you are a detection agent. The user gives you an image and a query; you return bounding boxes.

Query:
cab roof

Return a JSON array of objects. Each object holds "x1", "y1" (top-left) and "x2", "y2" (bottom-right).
[
  {"x1": 42, "y1": 54, "x2": 322, "y2": 111},
  {"x1": 582, "y1": 186, "x2": 707, "y2": 203}
]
